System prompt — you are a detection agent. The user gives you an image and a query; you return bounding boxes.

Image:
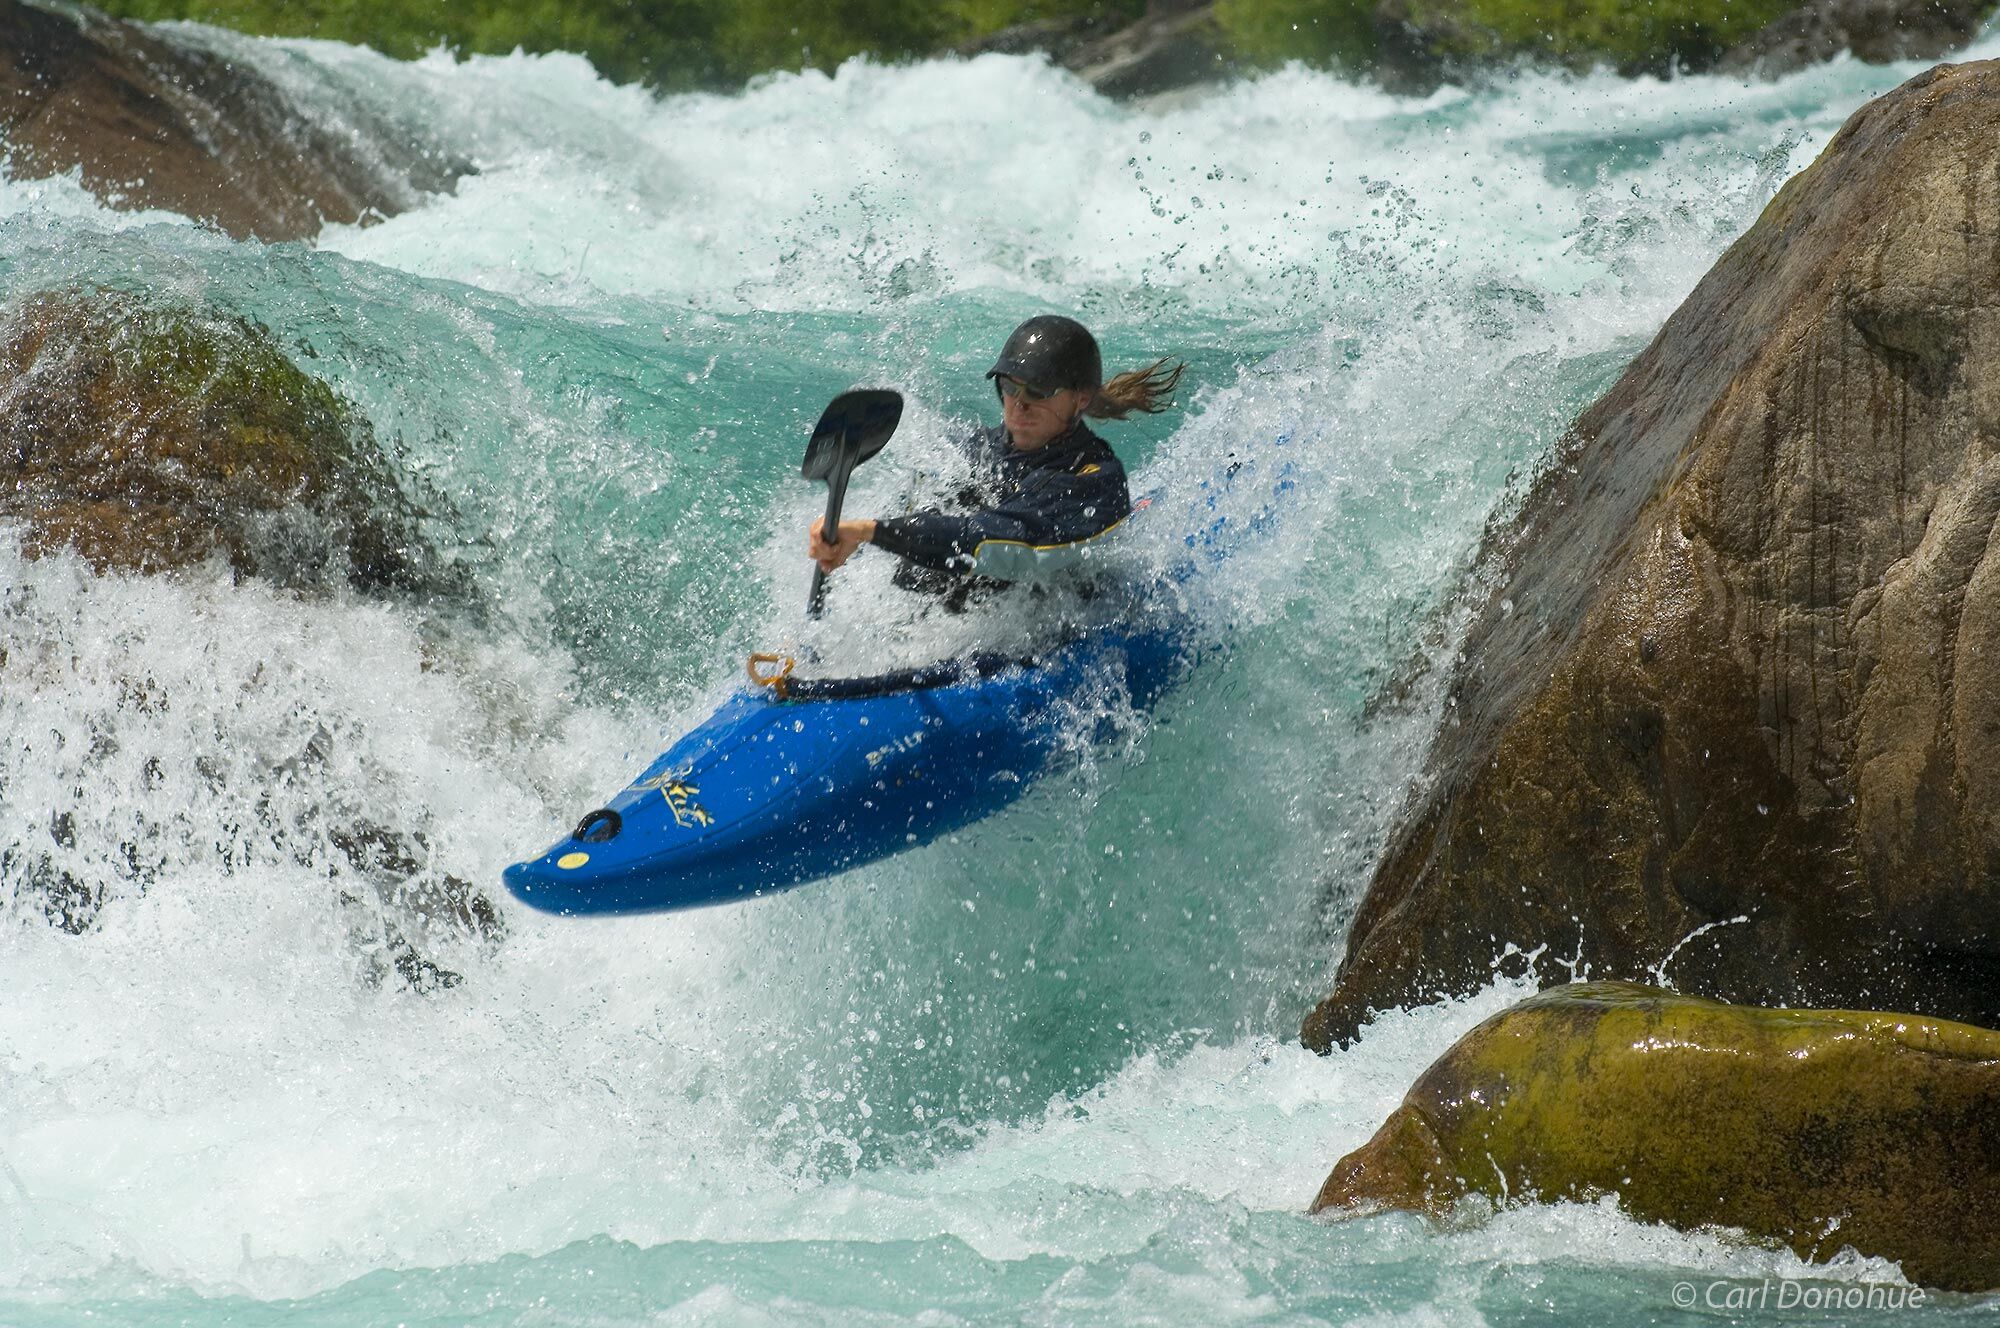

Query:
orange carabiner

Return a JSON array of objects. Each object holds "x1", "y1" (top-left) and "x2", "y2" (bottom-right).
[{"x1": 747, "y1": 652, "x2": 796, "y2": 699}]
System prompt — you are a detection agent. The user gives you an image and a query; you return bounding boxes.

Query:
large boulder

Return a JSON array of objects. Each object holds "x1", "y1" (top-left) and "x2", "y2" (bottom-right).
[
  {"x1": 0, "y1": 0, "x2": 468, "y2": 240},
  {"x1": 1304, "y1": 61, "x2": 2000, "y2": 1050},
  {"x1": 1314, "y1": 983, "x2": 2000, "y2": 1291},
  {"x1": 0, "y1": 286, "x2": 465, "y2": 596},
  {"x1": 0, "y1": 286, "x2": 496, "y2": 973}
]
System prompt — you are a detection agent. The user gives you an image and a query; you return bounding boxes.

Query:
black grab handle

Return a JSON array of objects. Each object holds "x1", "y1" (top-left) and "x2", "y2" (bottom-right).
[{"x1": 573, "y1": 808, "x2": 622, "y2": 844}]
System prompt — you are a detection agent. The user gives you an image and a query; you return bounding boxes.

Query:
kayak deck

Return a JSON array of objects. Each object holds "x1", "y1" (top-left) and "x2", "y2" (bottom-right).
[{"x1": 503, "y1": 621, "x2": 1189, "y2": 916}]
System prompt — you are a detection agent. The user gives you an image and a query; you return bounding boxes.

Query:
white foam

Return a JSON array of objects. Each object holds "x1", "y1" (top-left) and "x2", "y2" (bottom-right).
[
  {"x1": 293, "y1": 39, "x2": 1931, "y2": 318},
  {"x1": 0, "y1": 27, "x2": 1986, "y2": 1316}
]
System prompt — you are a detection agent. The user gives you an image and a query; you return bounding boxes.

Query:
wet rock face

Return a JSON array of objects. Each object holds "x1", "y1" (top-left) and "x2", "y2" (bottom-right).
[
  {"x1": 1313, "y1": 983, "x2": 2000, "y2": 1292},
  {"x1": 956, "y1": 1, "x2": 1232, "y2": 101},
  {"x1": 1065, "y1": 2, "x2": 1231, "y2": 100},
  {"x1": 0, "y1": 286, "x2": 464, "y2": 597},
  {"x1": 1719, "y1": 0, "x2": 1997, "y2": 76},
  {"x1": 0, "y1": 0, "x2": 468, "y2": 240},
  {"x1": 1305, "y1": 62, "x2": 2000, "y2": 1050},
  {"x1": 0, "y1": 287, "x2": 496, "y2": 978}
]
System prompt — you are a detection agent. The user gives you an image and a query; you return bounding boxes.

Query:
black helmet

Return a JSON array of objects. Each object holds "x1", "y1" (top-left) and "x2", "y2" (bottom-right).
[{"x1": 986, "y1": 316, "x2": 1101, "y2": 394}]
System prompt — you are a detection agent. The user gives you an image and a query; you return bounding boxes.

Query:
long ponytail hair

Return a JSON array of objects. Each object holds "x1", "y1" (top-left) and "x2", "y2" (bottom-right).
[{"x1": 1087, "y1": 358, "x2": 1185, "y2": 421}]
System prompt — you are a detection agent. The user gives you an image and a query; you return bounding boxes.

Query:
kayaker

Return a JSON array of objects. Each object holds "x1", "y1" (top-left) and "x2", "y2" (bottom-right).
[{"x1": 808, "y1": 315, "x2": 1182, "y2": 608}]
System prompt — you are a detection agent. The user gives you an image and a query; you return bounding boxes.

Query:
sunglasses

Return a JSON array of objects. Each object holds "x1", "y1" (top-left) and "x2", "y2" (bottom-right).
[{"x1": 995, "y1": 376, "x2": 1059, "y2": 402}]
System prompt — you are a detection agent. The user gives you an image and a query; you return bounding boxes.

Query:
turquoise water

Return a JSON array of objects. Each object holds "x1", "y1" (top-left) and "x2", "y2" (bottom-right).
[{"x1": 2, "y1": 22, "x2": 1998, "y2": 1325}]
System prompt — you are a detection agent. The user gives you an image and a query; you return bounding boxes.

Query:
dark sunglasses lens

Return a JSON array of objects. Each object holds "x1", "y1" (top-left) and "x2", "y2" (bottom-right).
[{"x1": 999, "y1": 377, "x2": 1053, "y2": 401}]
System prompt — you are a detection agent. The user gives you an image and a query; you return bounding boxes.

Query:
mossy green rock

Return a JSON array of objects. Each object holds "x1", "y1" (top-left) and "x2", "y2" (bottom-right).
[
  {"x1": 1314, "y1": 982, "x2": 2000, "y2": 1290},
  {"x1": 1305, "y1": 61, "x2": 2000, "y2": 1051},
  {"x1": 0, "y1": 287, "x2": 459, "y2": 597}
]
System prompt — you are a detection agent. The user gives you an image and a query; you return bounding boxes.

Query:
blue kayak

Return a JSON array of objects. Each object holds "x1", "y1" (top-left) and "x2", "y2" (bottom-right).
[
  {"x1": 504, "y1": 437, "x2": 1294, "y2": 917},
  {"x1": 502, "y1": 614, "x2": 1192, "y2": 916}
]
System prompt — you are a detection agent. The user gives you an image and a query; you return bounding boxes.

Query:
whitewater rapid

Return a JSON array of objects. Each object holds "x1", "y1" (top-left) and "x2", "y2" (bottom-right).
[{"x1": 3, "y1": 23, "x2": 1993, "y2": 1322}]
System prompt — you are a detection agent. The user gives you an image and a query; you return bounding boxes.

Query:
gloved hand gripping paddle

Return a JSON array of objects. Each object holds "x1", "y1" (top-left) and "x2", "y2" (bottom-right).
[{"x1": 802, "y1": 388, "x2": 902, "y2": 617}]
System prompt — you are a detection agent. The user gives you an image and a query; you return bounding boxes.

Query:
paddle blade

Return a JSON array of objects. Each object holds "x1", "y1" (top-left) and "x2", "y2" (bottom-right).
[{"x1": 802, "y1": 388, "x2": 902, "y2": 481}]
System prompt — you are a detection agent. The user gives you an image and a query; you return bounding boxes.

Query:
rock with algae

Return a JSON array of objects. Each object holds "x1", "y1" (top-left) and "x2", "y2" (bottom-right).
[
  {"x1": 0, "y1": 286, "x2": 464, "y2": 598},
  {"x1": 1314, "y1": 982, "x2": 2000, "y2": 1291},
  {"x1": 0, "y1": 287, "x2": 493, "y2": 974}
]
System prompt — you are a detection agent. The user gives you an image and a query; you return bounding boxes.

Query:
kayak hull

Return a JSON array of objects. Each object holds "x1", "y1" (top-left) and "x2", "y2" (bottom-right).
[{"x1": 503, "y1": 621, "x2": 1190, "y2": 916}]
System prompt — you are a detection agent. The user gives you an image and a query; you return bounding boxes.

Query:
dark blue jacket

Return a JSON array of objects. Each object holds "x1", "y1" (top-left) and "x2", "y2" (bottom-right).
[{"x1": 872, "y1": 422, "x2": 1130, "y2": 581}]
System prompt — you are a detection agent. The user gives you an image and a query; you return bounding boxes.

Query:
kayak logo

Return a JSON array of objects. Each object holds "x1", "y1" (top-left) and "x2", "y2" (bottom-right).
[
  {"x1": 866, "y1": 731, "x2": 926, "y2": 766},
  {"x1": 631, "y1": 771, "x2": 715, "y2": 829}
]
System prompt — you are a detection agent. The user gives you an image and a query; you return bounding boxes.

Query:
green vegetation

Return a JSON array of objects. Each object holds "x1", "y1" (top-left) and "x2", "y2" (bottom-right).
[
  {"x1": 94, "y1": 0, "x2": 1144, "y2": 89},
  {"x1": 1212, "y1": 0, "x2": 1377, "y2": 72},
  {"x1": 1406, "y1": 0, "x2": 1801, "y2": 71},
  {"x1": 1211, "y1": 0, "x2": 1808, "y2": 76},
  {"x1": 90, "y1": 0, "x2": 1880, "y2": 89}
]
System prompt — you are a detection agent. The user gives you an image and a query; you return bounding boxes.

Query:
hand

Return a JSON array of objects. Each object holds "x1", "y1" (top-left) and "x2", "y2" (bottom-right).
[{"x1": 810, "y1": 516, "x2": 875, "y2": 572}]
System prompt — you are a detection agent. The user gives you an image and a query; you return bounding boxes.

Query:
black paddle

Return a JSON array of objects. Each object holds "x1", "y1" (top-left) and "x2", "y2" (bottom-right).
[{"x1": 803, "y1": 388, "x2": 903, "y2": 617}]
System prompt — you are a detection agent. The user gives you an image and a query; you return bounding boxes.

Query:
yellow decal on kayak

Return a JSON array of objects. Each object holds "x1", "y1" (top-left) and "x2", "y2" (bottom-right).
[
  {"x1": 633, "y1": 772, "x2": 715, "y2": 829},
  {"x1": 866, "y1": 731, "x2": 926, "y2": 766},
  {"x1": 557, "y1": 852, "x2": 590, "y2": 870}
]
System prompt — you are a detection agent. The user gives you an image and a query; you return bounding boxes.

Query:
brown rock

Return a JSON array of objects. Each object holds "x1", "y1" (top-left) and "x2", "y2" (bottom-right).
[
  {"x1": 953, "y1": 11, "x2": 1130, "y2": 65},
  {"x1": 0, "y1": 288, "x2": 496, "y2": 965},
  {"x1": 0, "y1": 0, "x2": 468, "y2": 241},
  {"x1": 1721, "y1": 0, "x2": 1996, "y2": 76},
  {"x1": 956, "y1": 2, "x2": 1232, "y2": 100},
  {"x1": 0, "y1": 285, "x2": 463, "y2": 597},
  {"x1": 1314, "y1": 983, "x2": 2000, "y2": 1292},
  {"x1": 1066, "y1": 2, "x2": 1232, "y2": 100},
  {"x1": 1370, "y1": 0, "x2": 1506, "y2": 95},
  {"x1": 1304, "y1": 61, "x2": 2000, "y2": 1051}
]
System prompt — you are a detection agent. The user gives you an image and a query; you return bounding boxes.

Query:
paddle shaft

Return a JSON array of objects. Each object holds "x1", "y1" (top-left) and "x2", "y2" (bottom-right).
[
  {"x1": 806, "y1": 435, "x2": 857, "y2": 617},
  {"x1": 800, "y1": 389, "x2": 901, "y2": 619}
]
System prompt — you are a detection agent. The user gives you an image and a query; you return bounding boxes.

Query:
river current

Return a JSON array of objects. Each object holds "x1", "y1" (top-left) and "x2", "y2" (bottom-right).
[{"x1": 1, "y1": 20, "x2": 1996, "y2": 1326}]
